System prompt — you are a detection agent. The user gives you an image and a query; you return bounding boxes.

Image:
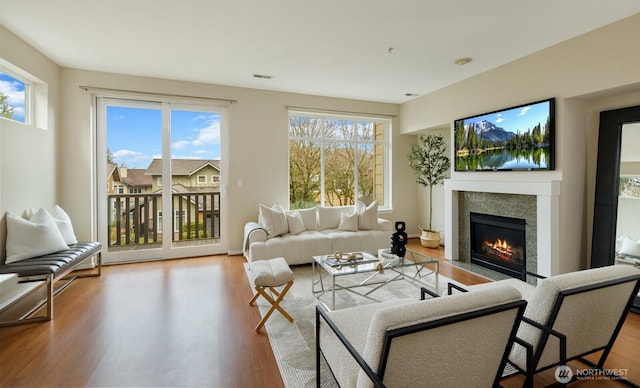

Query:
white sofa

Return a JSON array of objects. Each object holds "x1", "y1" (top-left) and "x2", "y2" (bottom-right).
[{"x1": 243, "y1": 203, "x2": 393, "y2": 265}]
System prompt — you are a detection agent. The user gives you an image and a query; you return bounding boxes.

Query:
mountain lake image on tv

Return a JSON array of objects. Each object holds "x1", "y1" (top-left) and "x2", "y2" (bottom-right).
[{"x1": 454, "y1": 98, "x2": 555, "y2": 171}]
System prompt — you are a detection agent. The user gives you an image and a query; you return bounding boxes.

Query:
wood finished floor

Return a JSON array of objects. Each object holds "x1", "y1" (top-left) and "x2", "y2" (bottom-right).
[{"x1": 0, "y1": 239, "x2": 637, "y2": 387}]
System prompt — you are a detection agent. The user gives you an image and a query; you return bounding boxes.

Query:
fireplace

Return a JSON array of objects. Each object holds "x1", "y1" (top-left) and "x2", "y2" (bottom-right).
[{"x1": 470, "y1": 212, "x2": 526, "y2": 280}]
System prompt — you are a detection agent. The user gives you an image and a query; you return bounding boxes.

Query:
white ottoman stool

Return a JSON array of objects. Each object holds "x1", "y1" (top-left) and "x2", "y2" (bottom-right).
[{"x1": 249, "y1": 257, "x2": 294, "y2": 332}]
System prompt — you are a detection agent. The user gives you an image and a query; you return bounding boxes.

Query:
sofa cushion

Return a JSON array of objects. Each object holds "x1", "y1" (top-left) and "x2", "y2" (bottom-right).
[
  {"x1": 5, "y1": 208, "x2": 69, "y2": 264},
  {"x1": 357, "y1": 200, "x2": 379, "y2": 230},
  {"x1": 338, "y1": 208, "x2": 358, "y2": 231},
  {"x1": 619, "y1": 235, "x2": 640, "y2": 257},
  {"x1": 258, "y1": 203, "x2": 288, "y2": 237},
  {"x1": 298, "y1": 206, "x2": 318, "y2": 231},
  {"x1": 318, "y1": 206, "x2": 354, "y2": 230},
  {"x1": 286, "y1": 211, "x2": 305, "y2": 235}
]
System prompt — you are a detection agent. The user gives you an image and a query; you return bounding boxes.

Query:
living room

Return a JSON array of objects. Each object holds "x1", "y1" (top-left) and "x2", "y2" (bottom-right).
[{"x1": 1, "y1": 2, "x2": 640, "y2": 387}]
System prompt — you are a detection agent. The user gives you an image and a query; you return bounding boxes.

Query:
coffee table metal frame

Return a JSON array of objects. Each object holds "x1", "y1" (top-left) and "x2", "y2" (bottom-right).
[{"x1": 312, "y1": 249, "x2": 439, "y2": 310}]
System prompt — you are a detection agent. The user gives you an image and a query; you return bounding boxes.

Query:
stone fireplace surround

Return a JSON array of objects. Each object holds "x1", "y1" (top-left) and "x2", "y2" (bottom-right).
[{"x1": 444, "y1": 179, "x2": 561, "y2": 277}]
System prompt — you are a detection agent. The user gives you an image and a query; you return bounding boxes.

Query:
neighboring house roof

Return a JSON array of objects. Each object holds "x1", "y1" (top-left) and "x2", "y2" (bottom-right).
[
  {"x1": 107, "y1": 163, "x2": 120, "y2": 181},
  {"x1": 146, "y1": 159, "x2": 221, "y2": 176},
  {"x1": 121, "y1": 168, "x2": 152, "y2": 188}
]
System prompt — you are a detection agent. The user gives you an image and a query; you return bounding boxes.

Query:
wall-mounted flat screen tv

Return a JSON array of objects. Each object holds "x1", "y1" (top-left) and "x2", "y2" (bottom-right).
[{"x1": 454, "y1": 98, "x2": 555, "y2": 171}]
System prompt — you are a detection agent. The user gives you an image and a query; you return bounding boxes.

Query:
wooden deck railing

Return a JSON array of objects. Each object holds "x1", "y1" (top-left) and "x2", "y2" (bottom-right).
[{"x1": 108, "y1": 191, "x2": 221, "y2": 247}]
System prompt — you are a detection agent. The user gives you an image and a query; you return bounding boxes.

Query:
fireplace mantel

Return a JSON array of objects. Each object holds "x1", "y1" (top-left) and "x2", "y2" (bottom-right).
[{"x1": 444, "y1": 179, "x2": 561, "y2": 277}]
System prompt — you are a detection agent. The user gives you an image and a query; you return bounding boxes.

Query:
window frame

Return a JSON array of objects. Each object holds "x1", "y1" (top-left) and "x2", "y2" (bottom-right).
[{"x1": 287, "y1": 111, "x2": 391, "y2": 210}]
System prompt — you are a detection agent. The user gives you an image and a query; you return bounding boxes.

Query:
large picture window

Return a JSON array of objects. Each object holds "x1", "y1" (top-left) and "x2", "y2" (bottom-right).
[{"x1": 288, "y1": 112, "x2": 390, "y2": 210}]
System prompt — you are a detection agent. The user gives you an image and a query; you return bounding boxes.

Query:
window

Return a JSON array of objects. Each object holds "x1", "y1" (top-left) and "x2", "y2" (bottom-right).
[
  {"x1": 212, "y1": 175, "x2": 220, "y2": 184},
  {"x1": 288, "y1": 112, "x2": 390, "y2": 210},
  {"x1": 130, "y1": 188, "x2": 142, "y2": 194},
  {"x1": 0, "y1": 70, "x2": 28, "y2": 124},
  {"x1": 197, "y1": 175, "x2": 206, "y2": 184}
]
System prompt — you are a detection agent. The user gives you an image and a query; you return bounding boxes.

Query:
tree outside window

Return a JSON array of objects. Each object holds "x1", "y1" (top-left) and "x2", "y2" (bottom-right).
[{"x1": 288, "y1": 113, "x2": 389, "y2": 210}]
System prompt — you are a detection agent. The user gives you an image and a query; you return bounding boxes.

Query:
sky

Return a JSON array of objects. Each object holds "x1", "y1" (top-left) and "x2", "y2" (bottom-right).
[
  {"x1": 0, "y1": 72, "x2": 26, "y2": 122},
  {"x1": 107, "y1": 105, "x2": 221, "y2": 169},
  {"x1": 463, "y1": 99, "x2": 551, "y2": 134}
]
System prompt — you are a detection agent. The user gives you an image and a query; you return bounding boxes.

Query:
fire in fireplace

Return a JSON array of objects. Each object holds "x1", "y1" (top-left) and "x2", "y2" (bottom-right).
[{"x1": 470, "y1": 212, "x2": 526, "y2": 280}]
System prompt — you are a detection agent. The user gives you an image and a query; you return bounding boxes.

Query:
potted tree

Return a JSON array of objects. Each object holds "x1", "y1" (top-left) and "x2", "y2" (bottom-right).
[{"x1": 407, "y1": 134, "x2": 451, "y2": 248}]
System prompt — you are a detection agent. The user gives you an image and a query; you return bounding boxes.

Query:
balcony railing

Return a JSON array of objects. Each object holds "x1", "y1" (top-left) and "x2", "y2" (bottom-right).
[{"x1": 108, "y1": 191, "x2": 221, "y2": 248}]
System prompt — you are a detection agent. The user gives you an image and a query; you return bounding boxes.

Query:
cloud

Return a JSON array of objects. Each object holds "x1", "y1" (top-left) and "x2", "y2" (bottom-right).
[
  {"x1": 519, "y1": 107, "x2": 531, "y2": 115},
  {"x1": 112, "y1": 149, "x2": 150, "y2": 167},
  {"x1": 173, "y1": 140, "x2": 190, "y2": 150},
  {"x1": 113, "y1": 149, "x2": 143, "y2": 158},
  {"x1": 192, "y1": 120, "x2": 221, "y2": 147}
]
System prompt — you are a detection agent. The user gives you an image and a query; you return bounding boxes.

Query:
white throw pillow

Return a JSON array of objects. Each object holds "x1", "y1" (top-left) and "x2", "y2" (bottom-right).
[
  {"x1": 258, "y1": 203, "x2": 289, "y2": 237},
  {"x1": 318, "y1": 206, "x2": 354, "y2": 230},
  {"x1": 356, "y1": 200, "x2": 379, "y2": 230},
  {"x1": 616, "y1": 235, "x2": 628, "y2": 252},
  {"x1": 337, "y1": 209, "x2": 358, "y2": 232},
  {"x1": 286, "y1": 211, "x2": 305, "y2": 235},
  {"x1": 5, "y1": 208, "x2": 69, "y2": 264},
  {"x1": 50, "y1": 205, "x2": 78, "y2": 245},
  {"x1": 619, "y1": 236, "x2": 640, "y2": 258},
  {"x1": 298, "y1": 207, "x2": 318, "y2": 230}
]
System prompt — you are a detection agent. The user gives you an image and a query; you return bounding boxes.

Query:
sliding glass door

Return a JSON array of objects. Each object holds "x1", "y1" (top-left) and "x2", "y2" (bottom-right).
[{"x1": 96, "y1": 97, "x2": 226, "y2": 263}]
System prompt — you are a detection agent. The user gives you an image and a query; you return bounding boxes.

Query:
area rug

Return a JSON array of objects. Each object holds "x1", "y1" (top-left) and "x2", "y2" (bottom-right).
[{"x1": 245, "y1": 262, "x2": 456, "y2": 387}]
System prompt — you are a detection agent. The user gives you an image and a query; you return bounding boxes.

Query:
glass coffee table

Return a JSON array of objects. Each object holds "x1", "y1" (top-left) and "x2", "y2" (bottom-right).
[{"x1": 312, "y1": 248, "x2": 439, "y2": 310}]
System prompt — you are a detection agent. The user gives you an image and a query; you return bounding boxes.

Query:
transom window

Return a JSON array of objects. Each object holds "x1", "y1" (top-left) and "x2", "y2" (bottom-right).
[
  {"x1": 288, "y1": 112, "x2": 390, "y2": 210},
  {"x1": 0, "y1": 70, "x2": 28, "y2": 124}
]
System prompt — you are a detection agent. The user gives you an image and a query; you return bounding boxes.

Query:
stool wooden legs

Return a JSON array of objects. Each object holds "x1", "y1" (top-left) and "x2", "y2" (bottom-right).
[{"x1": 249, "y1": 280, "x2": 294, "y2": 332}]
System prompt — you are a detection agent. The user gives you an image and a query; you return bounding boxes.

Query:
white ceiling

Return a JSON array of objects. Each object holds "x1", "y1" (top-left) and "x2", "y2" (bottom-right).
[{"x1": 1, "y1": 1, "x2": 639, "y2": 103}]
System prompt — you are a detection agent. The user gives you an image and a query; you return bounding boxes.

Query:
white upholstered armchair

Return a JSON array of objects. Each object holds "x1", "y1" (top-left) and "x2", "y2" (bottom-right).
[
  {"x1": 315, "y1": 284, "x2": 526, "y2": 388},
  {"x1": 455, "y1": 265, "x2": 640, "y2": 387}
]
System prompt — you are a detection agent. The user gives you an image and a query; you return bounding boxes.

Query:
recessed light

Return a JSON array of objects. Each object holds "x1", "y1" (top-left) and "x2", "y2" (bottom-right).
[
  {"x1": 454, "y1": 57, "x2": 473, "y2": 66},
  {"x1": 253, "y1": 74, "x2": 273, "y2": 79}
]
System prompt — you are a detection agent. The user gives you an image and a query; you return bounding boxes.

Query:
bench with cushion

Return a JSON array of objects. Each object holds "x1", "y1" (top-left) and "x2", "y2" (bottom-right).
[
  {"x1": 0, "y1": 206, "x2": 102, "y2": 327},
  {"x1": 0, "y1": 242, "x2": 102, "y2": 327}
]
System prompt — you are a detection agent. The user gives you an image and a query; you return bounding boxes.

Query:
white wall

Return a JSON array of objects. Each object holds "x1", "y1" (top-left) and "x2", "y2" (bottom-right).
[
  {"x1": 0, "y1": 25, "x2": 60, "y2": 261},
  {"x1": 400, "y1": 13, "x2": 640, "y2": 272},
  {"x1": 58, "y1": 69, "x2": 412, "y2": 253}
]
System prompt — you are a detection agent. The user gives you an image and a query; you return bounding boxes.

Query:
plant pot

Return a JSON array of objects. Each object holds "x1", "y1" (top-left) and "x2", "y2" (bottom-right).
[{"x1": 420, "y1": 230, "x2": 441, "y2": 248}]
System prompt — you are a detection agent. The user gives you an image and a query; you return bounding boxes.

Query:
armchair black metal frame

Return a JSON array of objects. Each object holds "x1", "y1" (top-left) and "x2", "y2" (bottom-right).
[
  {"x1": 315, "y1": 287, "x2": 527, "y2": 388},
  {"x1": 449, "y1": 273, "x2": 640, "y2": 388}
]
